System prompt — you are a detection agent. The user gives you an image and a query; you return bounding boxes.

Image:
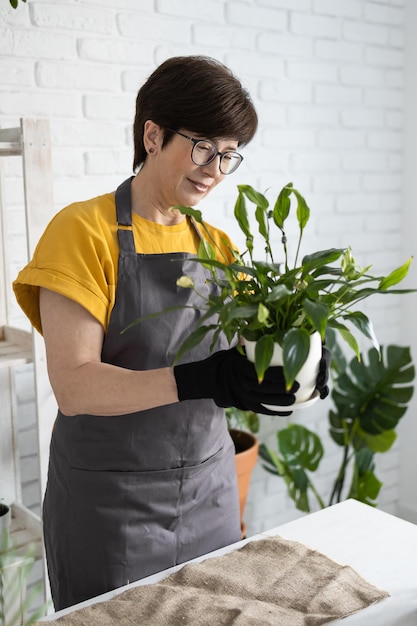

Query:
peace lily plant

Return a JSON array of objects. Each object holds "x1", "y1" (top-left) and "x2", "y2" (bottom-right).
[{"x1": 126, "y1": 182, "x2": 413, "y2": 391}]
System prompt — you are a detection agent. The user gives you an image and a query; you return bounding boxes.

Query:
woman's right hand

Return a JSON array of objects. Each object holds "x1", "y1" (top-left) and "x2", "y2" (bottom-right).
[{"x1": 174, "y1": 347, "x2": 299, "y2": 416}]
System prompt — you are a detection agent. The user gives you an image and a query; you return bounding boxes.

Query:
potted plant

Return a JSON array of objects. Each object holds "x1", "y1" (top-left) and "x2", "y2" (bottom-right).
[
  {"x1": 225, "y1": 408, "x2": 259, "y2": 537},
  {"x1": 154, "y1": 182, "x2": 414, "y2": 406}
]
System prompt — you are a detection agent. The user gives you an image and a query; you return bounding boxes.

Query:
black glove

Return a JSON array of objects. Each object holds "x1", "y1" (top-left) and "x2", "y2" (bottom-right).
[
  {"x1": 316, "y1": 346, "x2": 331, "y2": 399},
  {"x1": 174, "y1": 347, "x2": 299, "y2": 416}
]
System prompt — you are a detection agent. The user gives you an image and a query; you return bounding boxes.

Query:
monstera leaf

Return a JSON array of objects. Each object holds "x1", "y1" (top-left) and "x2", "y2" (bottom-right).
[
  {"x1": 330, "y1": 345, "x2": 414, "y2": 439},
  {"x1": 347, "y1": 447, "x2": 383, "y2": 506},
  {"x1": 259, "y1": 424, "x2": 324, "y2": 512},
  {"x1": 259, "y1": 345, "x2": 414, "y2": 512},
  {"x1": 327, "y1": 345, "x2": 414, "y2": 506}
]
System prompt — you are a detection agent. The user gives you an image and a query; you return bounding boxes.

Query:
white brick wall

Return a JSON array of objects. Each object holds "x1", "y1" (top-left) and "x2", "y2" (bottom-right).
[{"x1": 0, "y1": 0, "x2": 415, "y2": 540}]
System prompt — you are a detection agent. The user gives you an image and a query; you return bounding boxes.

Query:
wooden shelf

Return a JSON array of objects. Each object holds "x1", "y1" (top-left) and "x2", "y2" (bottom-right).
[
  {"x1": 0, "y1": 325, "x2": 33, "y2": 369},
  {"x1": 0, "y1": 126, "x2": 22, "y2": 156},
  {"x1": 1, "y1": 118, "x2": 53, "y2": 608},
  {"x1": 10, "y1": 502, "x2": 43, "y2": 560}
]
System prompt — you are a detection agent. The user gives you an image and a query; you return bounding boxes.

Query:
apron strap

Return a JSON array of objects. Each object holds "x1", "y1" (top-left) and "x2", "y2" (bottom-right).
[{"x1": 115, "y1": 177, "x2": 136, "y2": 254}]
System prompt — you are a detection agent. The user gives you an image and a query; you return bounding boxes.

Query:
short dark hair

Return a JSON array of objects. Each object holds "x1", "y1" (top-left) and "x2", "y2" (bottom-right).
[{"x1": 133, "y1": 56, "x2": 258, "y2": 171}]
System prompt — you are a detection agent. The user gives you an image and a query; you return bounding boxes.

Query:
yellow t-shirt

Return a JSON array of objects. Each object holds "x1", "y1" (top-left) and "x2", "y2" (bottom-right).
[{"x1": 13, "y1": 191, "x2": 236, "y2": 335}]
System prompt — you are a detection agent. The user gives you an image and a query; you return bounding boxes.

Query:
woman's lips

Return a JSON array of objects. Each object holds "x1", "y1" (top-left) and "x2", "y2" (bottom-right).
[{"x1": 188, "y1": 178, "x2": 209, "y2": 193}]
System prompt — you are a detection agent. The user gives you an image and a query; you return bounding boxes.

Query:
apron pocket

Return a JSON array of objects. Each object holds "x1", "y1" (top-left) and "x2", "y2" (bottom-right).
[
  {"x1": 66, "y1": 441, "x2": 239, "y2": 602},
  {"x1": 68, "y1": 466, "x2": 181, "y2": 600}
]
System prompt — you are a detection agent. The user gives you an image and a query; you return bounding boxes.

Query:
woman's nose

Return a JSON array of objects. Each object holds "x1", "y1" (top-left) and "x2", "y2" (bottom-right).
[{"x1": 200, "y1": 155, "x2": 223, "y2": 178}]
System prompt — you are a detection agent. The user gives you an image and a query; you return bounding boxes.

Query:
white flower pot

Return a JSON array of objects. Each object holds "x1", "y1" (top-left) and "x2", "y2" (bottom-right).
[{"x1": 245, "y1": 331, "x2": 322, "y2": 406}]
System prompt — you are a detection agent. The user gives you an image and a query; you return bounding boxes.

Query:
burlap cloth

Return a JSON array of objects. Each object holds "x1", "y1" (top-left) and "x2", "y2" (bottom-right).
[{"x1": 43, "y1": 536, "x2": 389, "y2": 626}]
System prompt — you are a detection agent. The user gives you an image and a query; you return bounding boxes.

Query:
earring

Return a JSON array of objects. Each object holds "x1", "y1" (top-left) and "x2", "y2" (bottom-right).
[{"x1": 148, "y1": 148, "x2": 154, "y2": 154}]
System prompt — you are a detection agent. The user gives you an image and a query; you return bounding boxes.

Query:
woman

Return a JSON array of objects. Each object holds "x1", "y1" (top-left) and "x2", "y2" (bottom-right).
[{"x1": 13, "y1": 56, "x2": 326, "y2": 611}]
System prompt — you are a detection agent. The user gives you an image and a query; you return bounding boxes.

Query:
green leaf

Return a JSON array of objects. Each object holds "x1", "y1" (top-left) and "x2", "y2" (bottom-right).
[
  {"x1": 258, "y1": 443, "x2": 286, "y2": 476},
  {"x1": 272, "y1": 183, "x2": 292, "y2": 229},
  {"x1": 173, "y1": 325, "x2": 218, "y2": 364},
  {"x1": 362, "y1": 429, "x2": 396, "y2": 453},
  {"x1": 288, "y1": 470, "x2": 310, "y2": 512},
  {"x1": 257, "y1": 303, "x2": 270, "y2": 325},
  {"x1": 238, "y1": 184, "x2": 269, "y2": 210},
  {"x1": 234, "y1": 192, "x2": 253, "y2": 255},
  {"x1": 341, "y1": 311, "x2": 380, "y2": 353},
  {"x1": 355, "y1": 447, "x2": 374, "y2": 474},
  {"x1": 327, "y1": 320, "x2": 360, "y2": 359},
  {"x1": 259, "y1": 446, "x2": 311, "y2": 512},
  {"x1": 253, "y1": 334, "x2": 275, "y2": 382},
  {"x1": 265, "y1": 283, "x2": 292, "y2": 304},
  {"x1": 348, "y1": 447, "x2": 382, "y2": 505},
  {"x1": 259, "y1": 425, "x2": 324, "y2": 513},
  {"x1": 252, "y1": 260, "x2": 282, "y2": 275},
  {"x1": 255, "y1": 204, "x2": 269, "y2": 243},
  {"x1": 379, "y1": 257, "x2": 413, "y2": 290},
  {"x1": 282, "y1": 327, "x2": 311, "y2": 389},
  {"x1": 301, "y1": 248, "x2": 344, "y2": 276},
  {"x1": 246, "y1": 411, "x2": 260, "y2": 434},
  {"x1": 328, "y1": 409, "x2": 347, "y2": 447},
  {"x1": 303, "y1": 298, "x2": 329, "y2": 338},
  {"x1": 197, "y1": 237, "x2": 217, "y2": 261},
  {"x1": 278, "y1": 424, "x2": 323, "y2": 471},
  {"x1": 292, "y1": 188, "x2": 310, "y2": 231},
  {"x1": 175, "y1": 204, "x2": 203, "y2": 223},
  {"x1": 227, "y1": 304, "x2": 259, "y2": 321},
  {"x1": 331, "y1": 345, "x2": 414, "y2": 436},
  {"x1": 353, "y1": 469, "x2": 382, "y2": 505},
  {"x1": 226, "y1": 407, "x2": 260, "y2": 433},
  {"x1": 325, "y1": 327, "x2": 347, "y2": 375}
]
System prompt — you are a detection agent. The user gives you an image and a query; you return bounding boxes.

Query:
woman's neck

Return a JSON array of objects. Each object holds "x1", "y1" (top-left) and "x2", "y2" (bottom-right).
[{"x1": 130, "y1": 170, "x2": 185, "y2": 225}]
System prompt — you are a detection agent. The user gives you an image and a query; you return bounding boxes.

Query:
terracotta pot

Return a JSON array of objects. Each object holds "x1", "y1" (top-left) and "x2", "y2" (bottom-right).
[
  {"x1": 229, "y1": 429, "x2": 259, "y2": 538},
  {"x1": 245, "y1": 331, "x2": 322, "y2": 404}
]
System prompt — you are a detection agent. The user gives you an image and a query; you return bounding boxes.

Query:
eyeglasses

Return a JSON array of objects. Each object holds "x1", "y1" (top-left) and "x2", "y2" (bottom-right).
[{"x1": 168, "y1": 129, "x2": 243, "y2": 175}]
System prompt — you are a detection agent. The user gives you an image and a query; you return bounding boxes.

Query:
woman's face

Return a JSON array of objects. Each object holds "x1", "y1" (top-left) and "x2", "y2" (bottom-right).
[{"x1": 155, "y1": 128, "x2": 239, "y2": 208}]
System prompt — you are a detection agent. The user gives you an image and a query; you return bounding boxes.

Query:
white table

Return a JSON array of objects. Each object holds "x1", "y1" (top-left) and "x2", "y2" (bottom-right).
[{"x1": 39, "y1": 499, "x2": 417, "y2": 625}]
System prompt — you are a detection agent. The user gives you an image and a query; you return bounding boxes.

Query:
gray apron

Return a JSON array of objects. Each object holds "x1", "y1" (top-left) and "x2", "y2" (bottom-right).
[{"x1": 43, "y1": 177, "x2": 241, "y2": 611}]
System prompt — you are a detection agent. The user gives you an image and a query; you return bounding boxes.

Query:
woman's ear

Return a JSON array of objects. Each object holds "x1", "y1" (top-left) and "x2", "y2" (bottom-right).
[{"x1": 143, "y1": 120, "x2": 163, "y2": 155}]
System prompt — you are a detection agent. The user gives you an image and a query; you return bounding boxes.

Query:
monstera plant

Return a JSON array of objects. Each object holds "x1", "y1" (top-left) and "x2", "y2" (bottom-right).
[{"x1": 259, "y1": 333, "x2": 415, "y2": 512}]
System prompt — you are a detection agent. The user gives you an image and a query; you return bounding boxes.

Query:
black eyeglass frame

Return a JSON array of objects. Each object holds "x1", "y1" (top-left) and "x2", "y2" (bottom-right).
[{"x1": 167, "y1": 129, "x2": 243, "y2": 175}]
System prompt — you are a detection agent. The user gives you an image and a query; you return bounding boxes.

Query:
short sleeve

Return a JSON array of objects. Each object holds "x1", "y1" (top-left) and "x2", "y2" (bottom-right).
[{"x1": 13, "y1": 194, "x2": 118, "y2": 335}]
